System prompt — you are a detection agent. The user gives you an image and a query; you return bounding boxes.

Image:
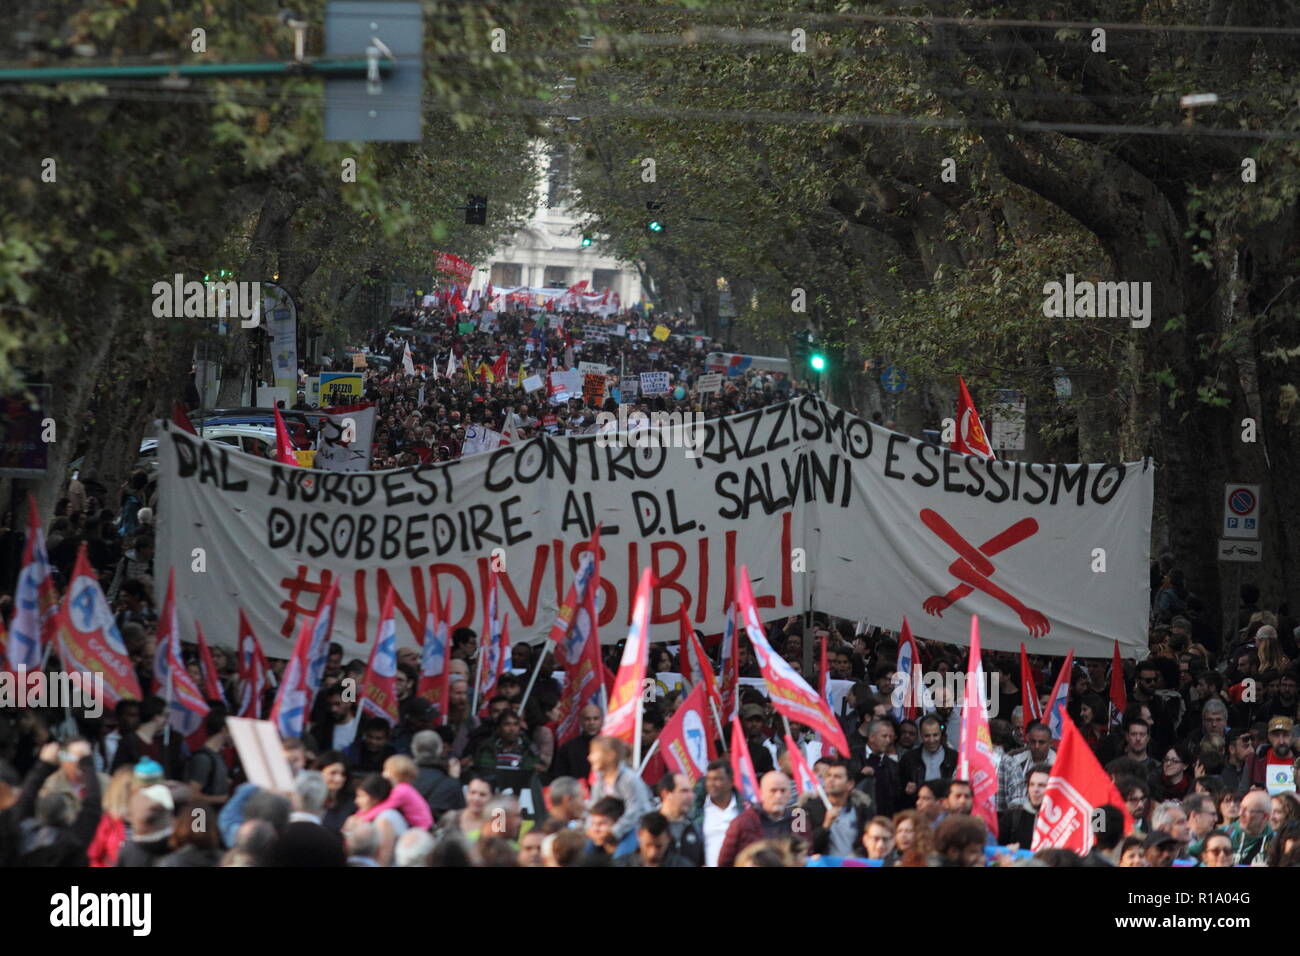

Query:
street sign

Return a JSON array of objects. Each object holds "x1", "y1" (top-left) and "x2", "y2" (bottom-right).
[
  {"x1": 324, "y1": 2, "x2": 424, "y2": 142},
  {"x1": 1218, "y1": 539, "x2": 1262, "y2": 563},
  {"x1": 881, "y1": 365, "x2": 907, "y2": 393},
  {"x1": 1222, "y1": 483, "x2": 1261, "y2": 539}
]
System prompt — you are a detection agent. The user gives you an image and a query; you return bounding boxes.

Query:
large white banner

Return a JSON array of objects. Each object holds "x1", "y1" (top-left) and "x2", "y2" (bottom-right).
[
  {"x1": 314, "y1": 405, "x2": 376, "y2": 472},
  {"x1": 157, "y1": 397, "x2": 1152, "y2": 660}
]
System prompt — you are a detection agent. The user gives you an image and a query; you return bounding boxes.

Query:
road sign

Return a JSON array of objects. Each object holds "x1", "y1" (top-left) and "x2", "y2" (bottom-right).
[
  {"x1": 1218, "y1": 539, "x2": 1262, "y2": 563},
  {"x1": 1222, "y1": 483, "x2": 1261, "y2": 539},
  {"x1": 881, "y1": 365, "x2": 907, "y2": 393}
]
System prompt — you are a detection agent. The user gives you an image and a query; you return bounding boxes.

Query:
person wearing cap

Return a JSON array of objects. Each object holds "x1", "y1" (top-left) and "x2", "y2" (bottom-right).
[
  {"x1": 738, "y1": 703, "x2": 776, "y2": 775},
  {"x1": 1252, "y1": 716, "x2": 1298, "y2": 795},
  {"x1": 117, "y1": 783, "x2": 177, "y2": 867},
  {"x1": 1141, "y1": 829, "x2": 1180, "y2": 867}
]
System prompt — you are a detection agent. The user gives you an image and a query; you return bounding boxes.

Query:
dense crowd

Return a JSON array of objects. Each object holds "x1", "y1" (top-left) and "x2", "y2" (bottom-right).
[{"x1": 1, "y1": 307, "x2": 1297, "y2": 868}]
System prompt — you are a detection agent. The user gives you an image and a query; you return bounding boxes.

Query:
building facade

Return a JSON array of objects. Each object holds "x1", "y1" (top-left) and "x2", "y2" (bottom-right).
[{"x1": 479, "y1": 143, "x2": 644, "y2": 305}]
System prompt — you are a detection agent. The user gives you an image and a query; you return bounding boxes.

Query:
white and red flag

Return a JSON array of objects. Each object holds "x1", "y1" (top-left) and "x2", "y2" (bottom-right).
[
  {"x1": 53, "y1": 544, "x2": 141, "y2": 705},
  {"x1": 360, "y1": 588, "x2": 400, "y2": 726},
  {"x1": 729, "y1": 712, "x2": 760, "y2": 806},
  {"x1": 271, "y1": 618, "x2": 314, "y2": 740},
  {"x1": 659, "y1": 681, "x2": 717, "y2": 786},
  {"x1": 7, "y1": 494, "x2": 58, "y2": 672},
  {"x1": 152, "y1": 569, "x2": 210, "y2": 736},
  {"x1": 678, "y1": 608, "x2": 723, "y2": 730},
  {"x1": 955, "y1": 615, "x2": 999, "y2": 835},
  {"x1": 891, "y1": 617, "x2": 925, "y2": 722},
  {"x1": 236, "y1": 610, "x2": 273, "y2": 719},
  {"x1": 1032, "y1": 717, "x2": 1132, "y2": 854},
  {"x1": 952, "y1": 375, "x2": 995, "y2": 459},
  {"x1": 194, "y1": 622, "x2": 227, "y2": 706},
  {"x1": 736, "y1": 565, "x2": 850, "y2": 756},
  {"x1": 475, "y1": 566, "x2": 506, "y2": 712},
  {"x1": 549, "y1": 527, "x2": 607, "y2": 744},
  {"x1": 1019, "y1": 642, "x2": 1042, "y2": 733},
  {"x1": 1044, "y1": 649, "x2": 1075, "y2": 739},
  {"x1": 601, "y1": 566, "x2": 654, "y2": 758},
  {"x1": 719, "y1": 602, "x2": 740, "y2": 720},
  {"x1": 418, "y1": 588, "x2": 453, "y2": 723},
  {"x1": 273, "y1": 406, "x2": 298, "y2": 466},
  {"x1": 784, "y1": 732, "x2": 820, "y2": 797}
]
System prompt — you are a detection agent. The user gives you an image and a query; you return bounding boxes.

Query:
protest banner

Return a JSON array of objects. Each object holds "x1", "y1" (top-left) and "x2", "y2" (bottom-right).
[
  {"x1": 461, "y1": 425, "x2": 506, "y2": 458},
  {"x1": 695, "y1": 373, "x2": 723, "y2": 395},
  {"x1": 522, "y1": 374, "x2": 545, "y2": 394},
  {"x1": 434, "y1": 251, "x2": 473, "y2": 280},
  {"x1": 314, "y1": 405, "x2": 377, "y2": 473},
  {"x1": 582, "y1": 373, "x2": 607, "y2": 407},
  {"x1": 579, "y1": 362, "x2": 610, "y2": 376},
  {"x1": 620, "y1": 377, "x2": 640, "y2": 401},
  {"x1": 157, "y1": 397, "x2": 1153, "y2": 660},
  {"x1": 639, "y1": 371, "x2": 671, "y2": 396},
  {"x1": 318, "y1": 372, "x2": 363, "y2": 404}
]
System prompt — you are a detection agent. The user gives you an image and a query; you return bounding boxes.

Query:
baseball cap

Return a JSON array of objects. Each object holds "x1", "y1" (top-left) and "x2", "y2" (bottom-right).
[
  {"x1": 1143, "y1": 830, "x2": 1178, "y2": 849},
  {"x1": 1268, "y1": 716, "x2": 1295, "y2": 734},
  {"x1": 740, "y1": 703, "x2": 765, "y2": 720},
  {"x1": 133, "y1": 758, "x2": 164, "y2": 783}
]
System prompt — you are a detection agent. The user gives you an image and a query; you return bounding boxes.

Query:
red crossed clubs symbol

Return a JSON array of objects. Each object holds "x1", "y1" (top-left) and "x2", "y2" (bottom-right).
[{"x1": 919, "y1": 509, "x2": 1051, "y2": 638}]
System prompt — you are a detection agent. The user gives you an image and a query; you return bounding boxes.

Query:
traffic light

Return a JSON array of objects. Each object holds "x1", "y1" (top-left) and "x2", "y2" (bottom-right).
[
  {"x1": 810, "y1": 352, "x2": 826, "y2": 372},
  {"x1": 646, "y1": 200, "x2": 664, "y2": 232},
  {"x1": 580, "y1": 235, "x2": 593, "y2": 247},
  {"x1": 647, "y1": 220, "x2": 664, "y2": 232},
  {"x1": 466, "y1": 195, "x2": 487, "y2": 225}
]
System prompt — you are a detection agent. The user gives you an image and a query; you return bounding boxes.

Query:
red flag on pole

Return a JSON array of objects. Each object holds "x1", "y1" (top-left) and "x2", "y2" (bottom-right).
[
  {"x1": 1019, "y1": 642, "x2": 1042, "y2": 734},
  {"x1": 951, "y1": 375, "x2": 995, "y2": 459},
  {"x1": 273, "y1": 406, "x2": 298, "y2": 465},
  {"x1": 1109, "y1": 640, "x2": 1127, "y2": 727},
  {"x1": 659, "y1": 682, "x2": 717, "y2": 786},
  {"x1": 195, "y1": 622, "x2": 227, "y2": 706},
  {"x1": 7, "y1": 494, "x2": 58, "y2": 670},
  {"x1": 602, "y1": 567, "x2": 654, "y2": 760},
  {"x1": 719, "y1": 602, "x2": 739, "y2": 720},
  {"x1": 679, "y1": 608, "x2": 724, "y2": 733},
  {"x1": 1032, "y1": 717, "x2": 1133, "y2": 854},
  {"x1": 1044, "y1": 650, "x2": 1075, "y2": 739},
  {"x1": 237, "y1": 610, "x2": 272, "y2": 719},
  {"x1": 53, "y1": 545, "x2": 141, "y2": 705},
  {"x1": 729, "y1": 713, "x2": 760, "y2": 806},
  {"x1": 956, "y1": 615, "x2": 999, "y2": 835},
  {"x1": 417, "y1": 588, "x2": 453, "y2": 724},
  {"x1": 549, "y1": 527, "x2": 606, "y2": 745},
  {"x1": 784, "y1": 732, "x2": 820, "y2": 797},
  {"x1": 360, "y1": 589, "x2": 400, "y2": 726},
  {"x1": 491, "y1": 350, "x2": 508, "y2": 382},
  {"x1": 152, "y1": 569, "x2": 210, "y2": 736},
  {"x1": 736, "y1": 566, "x2": 850, "y2": 756},
  {"x1": 893, "y1": 617, "x2": 924, "y2": 722}
]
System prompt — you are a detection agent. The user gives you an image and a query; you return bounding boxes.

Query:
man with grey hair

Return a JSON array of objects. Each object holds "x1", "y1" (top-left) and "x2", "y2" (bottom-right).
[
  {"x1": 1190, "y1": 698, "x2": 1229, "y2": 748},
  {"x1": 1150, "y1": 800, "x2": 1191, "y2": 858},
  {"x1": 412, "y1": 729, "x2": 465, "y2": 817},
  {"x1": 343, "y1": 817, "x2": 381, "y2": 866},
  {"x1": 292, "y1": 770, "x2": 328, "y2": 824},
  {"x1": 1182, "y1": 792, "x2": 1218, "y2": 859},
  {"x1": 545, "y1": 776, "x2": 586, "y2": 829},
  {"x1": 394, "y1": 828, "x2": 436, "y2": 867}
]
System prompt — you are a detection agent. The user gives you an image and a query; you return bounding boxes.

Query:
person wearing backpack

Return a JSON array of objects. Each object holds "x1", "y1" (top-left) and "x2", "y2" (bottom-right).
[{"x1": 183, "y1": 709, "x2": 232, "y2": 808}]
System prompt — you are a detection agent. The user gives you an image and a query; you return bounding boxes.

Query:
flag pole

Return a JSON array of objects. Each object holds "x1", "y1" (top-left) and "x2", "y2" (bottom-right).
[
  {"x1": 163, "y1": 666, "x2": 173, "y2": 747},
  {"x1": 783, "y1": 714, "x2": 831, "y2": 812},
  {"x1": 470, "y1": 644, "x2": 484, "y2": 716},
  {"x1": 518, "y1": 643, "x2": 546, "y2": 711},
  {"x1": 632, "y1": 687, "x2": 645, "y2": 770},
  {"x1": 637, "y1": 736, "x2": 660, "y2": 775}
]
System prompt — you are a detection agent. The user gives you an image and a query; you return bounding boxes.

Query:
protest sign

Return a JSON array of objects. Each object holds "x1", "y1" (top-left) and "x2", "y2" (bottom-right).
[
  {"x1": 582, "y1": 373, "x2": 607, "y2": 407},
  {"x1": 314, "y1": 405, "x2": 377, "y2": 473},
  {"x1": 620, "y1": 377, "x2": 640, "y2": 400},
  {"x1": 319, "y1": 372, "x2": 363, "y2": 404},
  {"x1": 522, "y1": 374, "x2": 545, "y2": 394},
  {"x1": 695, "y1": 373, "x2": 723, "y2": 395},
  {"x1": 640, "y1": 371, "x2": 671, "y2": 396}
]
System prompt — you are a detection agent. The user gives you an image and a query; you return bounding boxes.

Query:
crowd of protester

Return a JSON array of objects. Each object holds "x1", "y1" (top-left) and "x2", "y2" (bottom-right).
[{"x1": 1, "y1": 305, "x2": 1297, "y2": 867}]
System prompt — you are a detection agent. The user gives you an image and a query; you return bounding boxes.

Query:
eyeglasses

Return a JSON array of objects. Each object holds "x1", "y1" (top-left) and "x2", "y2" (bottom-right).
[
  {"x1": 1164, "y1": 756, "x2": 1185, "y2": 764},
  {"x1": 1203, "y1": 847, "x2": 1232, "y2": 856}
]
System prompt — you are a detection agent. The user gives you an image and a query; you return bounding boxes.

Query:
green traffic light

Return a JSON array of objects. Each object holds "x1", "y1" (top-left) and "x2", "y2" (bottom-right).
[
  {"x1": 810, "y1": 353, "x2": 826, "y2": 372},
  {"x1": 581, "y1": 235, "x2": 593, "y2": 247},
  {"x1": 647, "y1": 220, "x2": 663, "y2": 232}
]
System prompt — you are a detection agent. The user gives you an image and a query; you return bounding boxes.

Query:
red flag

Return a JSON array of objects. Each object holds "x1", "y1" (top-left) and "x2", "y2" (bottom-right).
[
  {"x1": 418, "y1": 588, "x2": 453, "y2": 723},
  {"x1": 951, "y1": 375, "x2": 995, "y2": 459},
  {"x1": 53, "y1": 545, "x2": 142, "y2": 705},
  {"x1": 1019, "y1": 642, "x2": 1042, "y2": 734},
  {"x1": 549, "y1": 527, "x2": 606, "y2": 744},
  {"x1": 236, "y1": 610, "x2": 272, "y2": 719},
  {"x1": 172, "y1": 402, "x2": 197, "y2": 435},
  {"x1": 729, "y1": 713, "x2": 760, "y2": 806},
  {"x1": 601, "y1": 566, "x2": 654, "y2": 751},
  {"x1": 736, "y1": 565, "x2": 849, "y2": 756},
  {"x1": 784, "y1": 732, "x2": 820, "y2": 797},
  {"x1": 659, "y1": 682, "x2": 717, "y2": 786},
  {"x1": 270, "y1": 617, "x2": 314, "y2": 740},
  {"x1": 956, "y1": 615, "x2": 998, "y2": 835},
  {"x1": 679, "y1": 608, "x2": 723, "y2": 733},
  {"x1": 359, "y1": 589, "x2": 400, "y2": 726},
  {"x1": 194, "y1": 622, "x2": 227, "y2": 706},
  {"x1": 1032, "y1": 717, "x2": 1133, "y2": 853},
  {"x1": 1045, "y1": 650, "x2": 1075, "y2": 739},
  {"x1": 816, "y1": 634, "x2": 839, "y2": 759},
  {"x1": 893, "y1": 617, "x2": 924, "y2": 722},
  {"x1": 152, "y1": 569, "x2": 210, "y2": 736},
  {"x1": 273, "y1": 406, "x2": 298, "y2": 465},
  {"x1": 1109, "y1": 640, "x2": 1127, "y2": 726},
  {"x1": 476, "y1": 566, "x2": 505, "y2": 711},
  {"x1": 491, "y1": 350, "x2": 508, "y2": 382}
]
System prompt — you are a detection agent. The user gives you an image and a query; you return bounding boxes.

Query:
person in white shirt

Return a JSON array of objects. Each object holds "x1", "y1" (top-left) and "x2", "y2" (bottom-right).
[{"x1": 698, "y1": 760, "x2": 741, "y2": 867}]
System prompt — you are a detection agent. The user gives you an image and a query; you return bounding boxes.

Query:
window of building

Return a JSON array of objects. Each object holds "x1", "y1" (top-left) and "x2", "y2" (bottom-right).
[
  {"x1": 545, "y1": 145, "x2": 572, "y2": 209},
  {"x1": 491, "y1": 262, "x2": 523, "y2": 287},
  {"x1": 544, "y1": 266, "x2": 570, "y2": 288},
  {"x1": 591, "y1": 269, "x2": 619, "y2": 293}
]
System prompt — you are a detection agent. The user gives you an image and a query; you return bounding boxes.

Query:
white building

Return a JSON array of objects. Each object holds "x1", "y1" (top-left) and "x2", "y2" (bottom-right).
[{"x1": 479, "y1": 143, "x2": 644, "y2": 306}]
